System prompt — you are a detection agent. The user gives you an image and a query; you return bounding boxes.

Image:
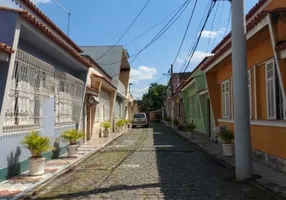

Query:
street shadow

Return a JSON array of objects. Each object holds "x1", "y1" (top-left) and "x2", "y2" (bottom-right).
[
  {"x1": 27, "y1": 183, "x2": 162, "y2": 200},
  {"x1": 6, "y1": 146, "x2": 21, "y2": 179},
  {"x1": 51, "y1": 139, "x2": 60, "y2": 159}
]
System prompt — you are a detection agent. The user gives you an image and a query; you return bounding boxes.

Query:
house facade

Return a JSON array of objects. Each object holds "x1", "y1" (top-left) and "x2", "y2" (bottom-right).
[
  {"x1": 164, "y1": 73, "x2": 190, "y2": 125},
  {"x1": 202, "y1": 0, "x2": 286, "y2": 173},
  {"x1": 0, "y1": 5, "x2": 89, "y2": 181},
  {"x1": 81, "y1": 46, "x2": 132, "y2": 131},
  {"x1": 178, "y1": 68, "x2": 214, "y2": 138}
]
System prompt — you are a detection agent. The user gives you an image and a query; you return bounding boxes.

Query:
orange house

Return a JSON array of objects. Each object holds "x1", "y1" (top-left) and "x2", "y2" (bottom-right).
[{"x1": 202, "y1": 0, "x2": 286, "y2": 173}]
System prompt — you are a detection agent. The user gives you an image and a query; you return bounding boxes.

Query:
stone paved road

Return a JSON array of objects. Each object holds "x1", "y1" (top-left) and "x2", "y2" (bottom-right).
[{"x1": 29, "y1": 123, "x2": 279, "y2": 200}]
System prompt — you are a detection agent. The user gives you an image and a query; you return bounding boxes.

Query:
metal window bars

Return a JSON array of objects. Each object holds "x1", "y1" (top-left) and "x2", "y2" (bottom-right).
[
  {"x1": 3, "y1": 49, "x2": 54, "y2": 132},
  {"x1": 55, "y1": 72, "x2": 84, "y2": 125}
]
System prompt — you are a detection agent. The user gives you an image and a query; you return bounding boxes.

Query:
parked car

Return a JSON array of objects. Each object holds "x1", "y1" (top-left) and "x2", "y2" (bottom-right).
[{"x1": 132, "y1": 113, "x2": 149, "y2": 128}]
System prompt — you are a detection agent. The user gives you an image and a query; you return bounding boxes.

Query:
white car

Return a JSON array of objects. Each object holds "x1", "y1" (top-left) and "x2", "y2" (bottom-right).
[{"x1": 132, "y1": 113, "x2": 149, "y2": 128}]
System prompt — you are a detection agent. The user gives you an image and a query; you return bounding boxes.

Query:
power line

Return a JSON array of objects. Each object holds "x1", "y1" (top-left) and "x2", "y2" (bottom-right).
[
  {"x1": 172, "y1": 0, "x2": 198, "y2": 65},
  {"x1": 211, "y1": 1, "x2": 225, "y2": 50},
  {"x1": 206, "y1": 1, "x2": 219, "y2": 54},
  {"x1": 98, "y1": 0, "x2": 191, "y2": 66},
  {"x1": 223, "y1": 7, "x2": 231, "y2": 38},
  {"x1": 99, "y1": 0, "x2": 191, "y2": 66},
  {"x1": 182, "y1": 1, "x2": 216, "y2": 72},
  {"x1": 95, "y1": 0, "x2": 151, "y2": 61},
  {"x1": 130, "y1": 0, "x2": 191, "y2": 64},
  {"x1": 179, "y1": 0, "x2": 212, "y2": 72}
]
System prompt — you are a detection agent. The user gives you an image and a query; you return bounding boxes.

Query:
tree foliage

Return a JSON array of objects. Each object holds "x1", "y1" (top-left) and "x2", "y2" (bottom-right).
[{"x1": 141, "y1": 83, "x2": 166, "y2": 112}]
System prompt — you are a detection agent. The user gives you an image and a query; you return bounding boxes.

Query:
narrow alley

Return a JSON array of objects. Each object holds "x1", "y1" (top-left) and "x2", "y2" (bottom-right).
[{"x1": 27, "y1": 123, "x2": 276, "y2": 200}]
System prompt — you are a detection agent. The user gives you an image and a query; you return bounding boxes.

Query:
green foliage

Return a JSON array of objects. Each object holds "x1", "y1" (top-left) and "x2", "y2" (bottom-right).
[
  {"x1": 173, "y1": 119, "x2": 180, "y2": 126},
  {"x1": 164, "y1": 117, "x2": 171, "y2": 122},
  {"x1": 101, "y1": 121, "x2": 111, "y2": 130},
  {"x1": 60, "y1": 129, "x2": 84, "y2": 145},
  {"x1": 124, "y1": 119, "x2": 131, "y2": 124},
  {"x1": 141, "y1": 83, "x2": 167, "y2": 112},
  {"x1": 217, "y1": 129, "x2": 234, "y2": 144},
  {"x1": 116, "y1": 119, "x2": 125, "y2": 127},
  {"x1": 22, "y1": 131, "x2": 52, "y2": 158},
  {"x1": 184, "y1": 123, "x2": 196, "y2": 132}
]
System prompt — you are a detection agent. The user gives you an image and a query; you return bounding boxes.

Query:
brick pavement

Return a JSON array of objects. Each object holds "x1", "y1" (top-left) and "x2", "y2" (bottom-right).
[{"x1": 28, "y1": 123, "x2": 279, "y2": 200}]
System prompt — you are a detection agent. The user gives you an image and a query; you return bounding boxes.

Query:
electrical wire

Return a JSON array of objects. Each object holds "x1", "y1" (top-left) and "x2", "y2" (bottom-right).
[
  {"x1": 99, "y1": 0, "x2": 191, "y2": 66},
  {"x1": 95, "y1": 0, "x2": 151, "y2": 61},
  {"x1": 129, "y1": 0, "x2": 191, "y2": 64},
  {"x1": 182, "y1": 1, "x2": 217, "y2": 72},
  {"x1": 172, "y1": 0, "x2": 198, "y2": 65},
  {"x1": 211, "y1": 1, "x2": 225, "y2": 50},
  {"x1": 224, "y1": 8, "x2": 231, "y2": 38},
  {"x1": 206, "y1": 1, "x2": 219, "y2": 54}
]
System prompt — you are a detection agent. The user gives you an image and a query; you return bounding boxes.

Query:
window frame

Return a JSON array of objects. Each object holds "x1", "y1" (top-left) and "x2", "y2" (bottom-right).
[
  {"x1": 221, "y1": 79, "x2": 231, "y2": 119},
  {"x1": 248, "y1": 70, "x2": 252, "y2": 119},
  {"x1": 265, "y1": 60, "x2": 276, "y2": 120}
]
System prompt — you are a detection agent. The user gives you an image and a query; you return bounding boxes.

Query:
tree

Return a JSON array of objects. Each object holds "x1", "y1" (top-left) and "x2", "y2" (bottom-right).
[{"x1": 141, "y1": 83, "x2": 166, "y2": 112}]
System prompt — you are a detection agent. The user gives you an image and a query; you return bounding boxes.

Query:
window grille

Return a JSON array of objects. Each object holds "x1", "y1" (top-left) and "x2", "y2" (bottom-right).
[
  {"x1": 3, "y1": 49, "x2": 54, "y2": 131},
  {"x1": 55, "y1": 72, "x2": 84, "y2": 125}
]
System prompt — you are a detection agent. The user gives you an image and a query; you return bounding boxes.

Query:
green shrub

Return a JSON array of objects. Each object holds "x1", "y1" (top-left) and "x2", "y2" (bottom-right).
[
  {"x1": 116, "y1": 119, "x2": 125, "y2": 127},
  {"x1": 217, "y1": 129, "x2": 234, "y2": 144},
  {"x1": 184, "y1": 123, "x2": 196, "y2": 132},
  {"x1": 164, "y1": 117, "x2": 171, "y2": 122},
  {"x1": 60, "y1": 129, "x2": 84, "y2": 145},
  {"x1": 101, "y1": 121, "x2": 111, "y2": 130},
  {"x1": 173, "y1": 119, "x2": 180, "y2": 126},
  {"x1": 22, "y1": 131, "x2": 52, "y2": 158}
]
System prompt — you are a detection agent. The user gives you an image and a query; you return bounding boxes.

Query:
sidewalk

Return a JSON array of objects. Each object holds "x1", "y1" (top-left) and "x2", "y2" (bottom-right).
[
  {"x1": 171, "y1": 126, "x2": 286, "y2": 198},
  {"x1": 0, "y1": 129, "x2": 129, "y2": 200}
]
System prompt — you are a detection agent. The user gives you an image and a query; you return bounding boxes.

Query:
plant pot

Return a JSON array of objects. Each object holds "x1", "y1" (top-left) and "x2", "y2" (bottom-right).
[
  {"x1": 222, "y1": 143, "x2": 234, "y2": 156},
  {"x1": 28, "y1": 157, "x2": 46, "y2": 176},
  {"x1": 185, "y1": 131, "x2": 193, "y2": 139},
  {"x1": 103, "y1": 129, "x2": 109, "y2": 137},
  {"x1": 67, "y1": 144, "x2": 78, "y2": 157}
]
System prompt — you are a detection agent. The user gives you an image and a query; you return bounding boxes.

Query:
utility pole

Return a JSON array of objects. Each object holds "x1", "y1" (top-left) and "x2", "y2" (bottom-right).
[
  {"x1": 170, "y1": 64, "x2": 175, "y2": 127},
  {"x1": 231, "y1": 0, "x2": 253, "y2": 180}
]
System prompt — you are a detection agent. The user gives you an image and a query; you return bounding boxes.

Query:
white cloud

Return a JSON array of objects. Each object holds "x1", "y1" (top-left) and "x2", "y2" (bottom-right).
[
  {"x1": 176, "y1": 51, "x2": 214, "y2": 65},
  {"x1": 130, "y1": 65, "x2": 157, "y2": 83},
  {"x1": 200, "y1": 28, "x2": 227, "y2": 39}
]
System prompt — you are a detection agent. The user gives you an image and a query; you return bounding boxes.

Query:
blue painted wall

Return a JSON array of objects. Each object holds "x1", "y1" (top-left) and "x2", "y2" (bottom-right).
[
  {"x1": 0, "y1": 36, "x2": 87, "y2": 180},
  {"x1": 0, "y1": 11, "x2": 18, "y2": 46},
  {"x1": 0, "y1": 62, "x2": 9, "y2": 113}
]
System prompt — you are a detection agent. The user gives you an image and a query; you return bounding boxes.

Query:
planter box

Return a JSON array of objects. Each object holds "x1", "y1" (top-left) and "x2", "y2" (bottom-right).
[
  {"x1": 28, "y1": 157, "x2": 46, "y2": 176},
  {"x1": 222, "y1": 143, "x2": 234, "y2": 156}
]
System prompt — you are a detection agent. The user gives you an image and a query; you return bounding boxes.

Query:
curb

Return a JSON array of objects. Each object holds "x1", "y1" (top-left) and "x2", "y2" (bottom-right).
[{"x1": 15, "y1": 129, "x2": 130, "y2": 200}]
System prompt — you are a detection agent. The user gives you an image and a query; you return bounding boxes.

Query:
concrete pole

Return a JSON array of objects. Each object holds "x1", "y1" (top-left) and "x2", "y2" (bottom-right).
[{"x1": 231, "y1": 0, "x2": 253, "y2": 180}]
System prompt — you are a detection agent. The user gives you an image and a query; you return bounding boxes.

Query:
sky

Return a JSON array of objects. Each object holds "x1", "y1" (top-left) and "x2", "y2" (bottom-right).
[{"x1": 2, "y1": 0, "x2": 259, "y2": 99}]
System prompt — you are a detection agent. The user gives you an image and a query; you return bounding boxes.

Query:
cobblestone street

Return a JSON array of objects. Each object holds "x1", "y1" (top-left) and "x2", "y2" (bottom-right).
[{"x1": 28, "y1": 123, "x2": 278, "y2": 200}]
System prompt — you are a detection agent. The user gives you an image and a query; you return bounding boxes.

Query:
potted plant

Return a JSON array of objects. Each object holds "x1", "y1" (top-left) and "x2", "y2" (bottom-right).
[
  {"x1": 125, "y1": 119, "x2": 131, "y2": 128},
  {"x1": 183, "y1": 123, "x2": 196, "y2": 139},
  {"x1": 101, "y1": 121, "x2": 111, "y2": 137},
  {"x1": 60, "y1": 129, "x2": 84, "y2": 157},
  {"x1": 217, "y1": 129, "x2": 234, "y2": 156},
  {"x1": 22, "y1": 131, "x2": 52, "y2": 176},
  {"x1": 116, "y1": 119, "x2": 124, "y2": 131},
  {"x1": 173, "y1": 119, "x2": 180, "y2": 130}
]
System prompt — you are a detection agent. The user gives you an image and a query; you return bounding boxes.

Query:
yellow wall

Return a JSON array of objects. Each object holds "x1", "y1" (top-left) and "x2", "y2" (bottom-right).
[
  {"x1": 206, "y1": 18, "x2": 286, "y2": 161},
  {"x1": 218, "y1": 121, "x2": 286, "y2": 160}
]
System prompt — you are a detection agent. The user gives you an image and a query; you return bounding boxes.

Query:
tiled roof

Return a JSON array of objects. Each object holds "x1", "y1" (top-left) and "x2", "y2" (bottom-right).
[
  {"x1": 0, "y1": 7, "x2": 91, "y2": 68},
  {"x1": 0, "y1": 42, "x2": 14, "y2": 54},
  {"x1": 18, "y1": 0, "x2": 83, "y2": 53}
]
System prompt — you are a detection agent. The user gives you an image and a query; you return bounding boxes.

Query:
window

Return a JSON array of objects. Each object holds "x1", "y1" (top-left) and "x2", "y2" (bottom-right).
[
  {"x1": 248, "y1": 70, "x2": 252, "y2": 118},
  {"x1": 55, "y1": 73, "x2": 84, "y2": 124},
  {"x1": 189, "y1": 95, "x2": 200, "y2": 118},
  {"x1": 221, "y1": 79, "x2": 230, "y2": 118},
  {"x1": 3, "y1": 49, "x2": 54, "y2": 131},
  {"x1": 265, "y1": 60, "x2": 284, "y2": 120}
]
